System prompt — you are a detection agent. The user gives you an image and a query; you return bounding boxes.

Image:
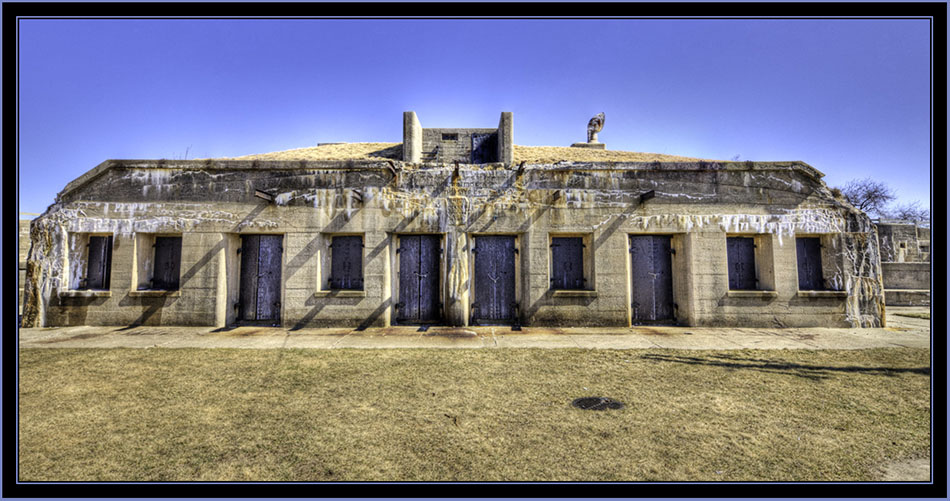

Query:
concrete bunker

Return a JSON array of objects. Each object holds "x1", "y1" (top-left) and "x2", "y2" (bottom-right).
[{"x1": 21, "y1": 111, "x2": 887, "y2": 330}]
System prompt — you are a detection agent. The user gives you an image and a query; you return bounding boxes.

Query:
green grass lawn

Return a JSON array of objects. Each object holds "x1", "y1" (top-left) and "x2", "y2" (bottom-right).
[{"x1": 19, "y1": 348, "x2": 930, "y2": 481}]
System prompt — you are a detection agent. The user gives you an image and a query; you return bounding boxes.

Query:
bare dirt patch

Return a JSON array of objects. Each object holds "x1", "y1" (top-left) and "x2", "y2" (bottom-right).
[{"x1": 879, "y1": 457, "x2": 930, "y2": 481}]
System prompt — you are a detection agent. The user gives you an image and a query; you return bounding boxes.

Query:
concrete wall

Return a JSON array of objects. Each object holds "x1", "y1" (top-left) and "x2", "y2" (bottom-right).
[
  {"x1": 48, "y1": 232, "x2": 226, "y2": 326},
  {"x1": 916, "y1": 226, "x2": 930, "y2": 261},
  {"x1": 877, "y1": 222, "x2": 925, "y2": 262},
  {"x1": 402, "y1": 111, "x2": 513, "y2": 165},
  {"x1": 880, "y1": 262, "x2": 930, "y2": 290},
  {"x1": 19, "y1": 220, "x2": 31, "y2": 316},
  {"x1": 23, "y1": 158, "x2": 885, "y2": 329},
  {"x1": 885, "y1": 289, "x2": 930, "y2": 307},
  {"x1": 421, "y1": 128, "x2": 497, "y2": 164}
]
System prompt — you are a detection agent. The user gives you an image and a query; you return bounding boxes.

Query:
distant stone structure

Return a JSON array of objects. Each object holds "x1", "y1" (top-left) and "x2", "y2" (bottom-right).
[
  {"x1": 22, "y1": 111, "x2": 885, "y2": 329},
  {"x1": 875, "y1": 220, "x2": 930, "y2": 306},
  {"x1": 572, "y1": 112, "x2": 606, "y2": 150}
]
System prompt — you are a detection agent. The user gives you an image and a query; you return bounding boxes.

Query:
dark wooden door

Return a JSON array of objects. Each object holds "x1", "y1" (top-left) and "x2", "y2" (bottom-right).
[
  {"x1": 796, "y1": 237, "x2": 823, "y2": 290},
  {"x1": 471, "y1": 132, "x2": 497, "y2": 164},
  {"x1": 629, "y1": 235, "x2": 674, "y2": 323},
  {"x1": 239, "y1": 234, "x2": 283, "y2": 323},
  {"x1": 397, "y1": 235, "x2": 442, "y2": 324},
  {"x1": 726, "y1": 237, "x2": 756, "y2": 290},
  {"x1": 473, "y1": 236, "x2": 516, "y2": 324}
]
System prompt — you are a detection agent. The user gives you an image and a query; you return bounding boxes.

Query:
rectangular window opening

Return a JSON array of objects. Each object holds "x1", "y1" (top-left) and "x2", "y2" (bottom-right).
[
  {"x1": 83, "y1": 235, "x2": 113, "y2": 290},
  {"x1": 329, "y1": 235, "x2": 364, "y2": 290},
  {"x1": 151, "y1": 236, "x2": 183, "y2": 290},
  {"x1": 441, "y1": 133, "x2": 458, "y2": 141}
]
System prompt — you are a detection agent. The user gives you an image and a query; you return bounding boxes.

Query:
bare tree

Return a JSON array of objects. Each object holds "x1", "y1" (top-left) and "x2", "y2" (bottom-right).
[
  {"x1": 881, "y1": 200, "x2": 930, "y2": 224},
  {"x1": 838, "y1": 178, "x2": 895, "y2": 216}
]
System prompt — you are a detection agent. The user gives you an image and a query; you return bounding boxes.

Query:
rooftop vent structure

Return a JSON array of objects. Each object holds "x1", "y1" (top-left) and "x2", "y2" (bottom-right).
[{"x1": 403, "y1": 111, "x2": 513, "y2": 165}]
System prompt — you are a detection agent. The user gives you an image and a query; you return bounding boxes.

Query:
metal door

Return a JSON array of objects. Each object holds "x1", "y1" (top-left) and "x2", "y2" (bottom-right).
[
  {"x1": 239, "y1": 235, "x2": 283, "y2": 323},
  {"x1": 629, "y1": 235, "x2": 674, "y2": 323},
  {"x1": 726, "y1": 237, "x2": 756, "y2": 290},
  {"x1": 397, "y1": 235, "x2": 442, "y2": 323},
  {"x1": 796, "y1": 237, "x2": 823, "y2": 290},
  {"x1": 471, "y1": 132, "x2": 497, "y2": 164},
  {"x1": 473, "y1": 235, "x2": 516, "y2": 324}
]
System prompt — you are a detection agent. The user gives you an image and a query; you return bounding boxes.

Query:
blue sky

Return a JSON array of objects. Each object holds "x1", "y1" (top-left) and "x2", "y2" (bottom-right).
[{"x1": 18, "y1": 18, "x2": 932, "y2": 215}]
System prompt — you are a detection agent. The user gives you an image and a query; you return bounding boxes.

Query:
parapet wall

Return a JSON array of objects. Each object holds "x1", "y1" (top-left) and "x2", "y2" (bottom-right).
[{"x1": 880, "y1": 262, "x2": 930, "y2": 290}]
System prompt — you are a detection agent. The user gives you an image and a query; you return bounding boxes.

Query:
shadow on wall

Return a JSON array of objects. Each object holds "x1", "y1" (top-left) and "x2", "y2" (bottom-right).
[
  {"x1": 356, "y1": 298, "x2": 392, "y2": 331},
  {"x1": 640, "y1": 353, "x2": 930, "y2": 381},
  {"x1": 367, "y1": 144, "x2": 402, "y2": 159},
  {"x1": 55, "y1": 295, "x2": 109, "y2": 325},
  {"x1": 523, "y1": 289, "x2": 597, "y2": 321},
  {"x1": 117, "y1": 297, "x2": 170, "y2": 329}
]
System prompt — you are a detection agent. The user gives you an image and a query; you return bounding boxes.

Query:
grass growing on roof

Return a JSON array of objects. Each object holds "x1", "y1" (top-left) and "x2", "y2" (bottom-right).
[
  {"x1": 221, "y1": 142, "x2": 716, "y2": 163},
  {"x1": 19, "y1": 347, "x2": 929, "y2": 481}
]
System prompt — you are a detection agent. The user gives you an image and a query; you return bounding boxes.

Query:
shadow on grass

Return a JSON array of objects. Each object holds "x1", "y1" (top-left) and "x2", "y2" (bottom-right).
[{"x1": 640, "y1": 353, "x2": 931, "y2": 381}]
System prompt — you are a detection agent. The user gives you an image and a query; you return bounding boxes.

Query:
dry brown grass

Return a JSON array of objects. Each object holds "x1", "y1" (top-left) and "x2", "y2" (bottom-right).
[
  {"x1": 19, "y1": 348, "x2": 930, "y2": 482},
  {"x1": 220, "y1": 143, "x2": 714, "y2": 163},
  {"x1": 513, "y1": 145, "x2": 711, "y2": 164},
  {"x1": 225, "y1": 142, "x2": 403, "y2": 161}
]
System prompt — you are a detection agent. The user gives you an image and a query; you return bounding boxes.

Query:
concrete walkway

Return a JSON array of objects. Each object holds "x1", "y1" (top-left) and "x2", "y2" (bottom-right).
[{"x1": 19, "y1": 307, "x2": 931, "y2": 350}]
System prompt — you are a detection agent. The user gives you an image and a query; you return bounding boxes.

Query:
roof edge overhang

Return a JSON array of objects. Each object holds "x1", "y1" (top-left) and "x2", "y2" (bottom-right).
[{"x1": 53, "y1": 158, "x2": 825, "y2": 202}]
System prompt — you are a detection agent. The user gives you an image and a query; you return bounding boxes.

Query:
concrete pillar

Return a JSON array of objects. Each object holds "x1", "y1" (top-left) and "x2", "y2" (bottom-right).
[
  {"x1": 497, "y1": 111, "x2": 513, "y2": 165},
  {"x1": 444, "y1": 229, "x2": 470, "y2": 326},
  {"x1": 382, "y1": 237, "x2": 392, "y2": 327},
  {"x1": 214, "y1": 233, "x2": 228, "y2": 327},
  {"x1": 403, "y1": 111, "x2": 422, "y2": 163}
]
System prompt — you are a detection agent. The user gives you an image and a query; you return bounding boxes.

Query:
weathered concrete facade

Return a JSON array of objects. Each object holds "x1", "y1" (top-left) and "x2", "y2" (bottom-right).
[
  {"x1": 875, "y1": 221, "x2": 931, "y2": 306},
  {"x1": 23, "y1": 115, "x2": 885, "y2": 329},
  {"x1": 19, "y1": 218, "x2": 33, "y2": 319}
]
